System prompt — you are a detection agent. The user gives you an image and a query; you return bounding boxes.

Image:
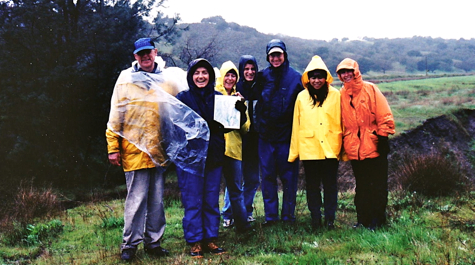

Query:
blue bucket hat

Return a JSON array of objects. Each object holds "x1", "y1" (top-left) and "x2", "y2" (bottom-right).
[{"x1": 133, "y1": 38, "x2": 155, "y2": 54}]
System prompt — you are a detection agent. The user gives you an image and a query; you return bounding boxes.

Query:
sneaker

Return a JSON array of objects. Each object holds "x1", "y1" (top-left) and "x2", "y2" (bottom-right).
[
  {"x1": 121, "y1": 248, "x2": 136, "y2": 261},
  {"x1": 247, "y1": 216, "x2": 256, "y2": 222},
  {"x1": 190, "y1": 242, "x2": 203, "y2": 258},
  {"x1": 204, "y1": 241, "x2": 226, "y2": 255},
  {"x1": 144, "y1": 246, "x2": 169, "y2": 257},
  {"x1": 223, "y1": 219, "x2": 234, "y2": 228}
]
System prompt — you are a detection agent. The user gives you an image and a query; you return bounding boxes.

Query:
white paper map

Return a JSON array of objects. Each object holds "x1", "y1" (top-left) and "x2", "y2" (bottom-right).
[{"x1": 214, "y1": 95, "x2": 241, "y2": 129}]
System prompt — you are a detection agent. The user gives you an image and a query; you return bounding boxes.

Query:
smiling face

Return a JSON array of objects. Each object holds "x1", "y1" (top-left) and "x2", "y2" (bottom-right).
[
  {"x1": 223, "y1": 71, "x2": 237, "y2": 93},
  {"x1": 268, "y1": 52, "x2": 285, "y2": 68},
  {"x1": 309, "y1": 76, "x2": 326, "y2": 90},
  {"x1": 338, "y1": 69, "x2": 355, "y2": 83},
  {"x1": 134, "y1": 48, "x2": 157, "y2": 72},
  {"x1": 192, "y1": 67, "x2": 210, "y2": 88},
  {"x1": 243, "y1": 63, "x2": 256, "y2": 81}
]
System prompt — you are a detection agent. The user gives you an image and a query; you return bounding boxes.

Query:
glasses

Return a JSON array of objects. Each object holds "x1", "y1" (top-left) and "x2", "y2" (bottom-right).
[{"x1": 137, "y1": 49, "x2": 153, "y2": 56}]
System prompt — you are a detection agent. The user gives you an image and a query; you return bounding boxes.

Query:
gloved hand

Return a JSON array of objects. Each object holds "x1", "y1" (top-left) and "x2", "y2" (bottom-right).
[
  {"x1": 377, "y1": 135, "x2": 390, "y2": 156},
  {"x1": 235, "y1": 100, "x2": 247, "y2": 113}
]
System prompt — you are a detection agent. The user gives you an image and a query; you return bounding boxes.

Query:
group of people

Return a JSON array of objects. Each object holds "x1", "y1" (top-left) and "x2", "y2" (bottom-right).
[{"x1": 106, "y1": 37, "x2": 395, "y2": 261}]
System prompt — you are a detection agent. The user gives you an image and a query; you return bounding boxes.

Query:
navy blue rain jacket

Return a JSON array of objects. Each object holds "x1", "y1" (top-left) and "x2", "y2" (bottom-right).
[
  {"x1": 256, "y1": 39, "x2": 303, "y2": 143},
  {"x1": 236, "y1": 55, "x2": 261, "y2": 133},
  {"x1": 176, "y1": 59, "x2": 225, "y2": 169}
]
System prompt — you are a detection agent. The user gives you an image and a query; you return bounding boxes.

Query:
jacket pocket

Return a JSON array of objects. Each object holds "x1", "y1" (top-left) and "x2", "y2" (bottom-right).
[{"x1": 299, "y1": 130, "x2": 314, "y2": 138}]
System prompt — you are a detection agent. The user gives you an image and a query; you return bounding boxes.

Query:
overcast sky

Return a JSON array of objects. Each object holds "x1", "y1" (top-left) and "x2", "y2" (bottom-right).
[{"x1": 161, "y1": 0, "x2": 474, "y2": 41}]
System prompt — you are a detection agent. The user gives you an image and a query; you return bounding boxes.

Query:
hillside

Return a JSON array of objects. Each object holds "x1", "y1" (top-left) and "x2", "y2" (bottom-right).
[{"x1": 169, "y1": 16, "x2": 475, "y2": 75}]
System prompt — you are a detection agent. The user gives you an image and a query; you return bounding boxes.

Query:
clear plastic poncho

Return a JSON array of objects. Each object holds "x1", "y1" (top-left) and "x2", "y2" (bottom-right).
[{"x1": 107, "y1": 66, "x2": 209, "y2": 176}]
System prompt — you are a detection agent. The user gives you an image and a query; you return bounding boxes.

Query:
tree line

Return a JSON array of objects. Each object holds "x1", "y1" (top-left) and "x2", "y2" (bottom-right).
[
  {"x1": 172, "y1": 16, "x2": 475, "y2": 75},
  {"x1": 1, "y1": 2, "x2": 474, "y2": 205}
]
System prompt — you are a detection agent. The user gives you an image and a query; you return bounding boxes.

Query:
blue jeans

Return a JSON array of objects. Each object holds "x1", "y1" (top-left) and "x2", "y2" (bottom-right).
[
  {"x1": 259, "y1": 138, "x2": 299, "y2": 222},
  {"x1": 222, "y1": 158, "x2": 260, "y2": 219},
  {"x1": 122, "y1": 167, "x2": 166, "y2": 250},
  {"x1": 302, "y1": 159, "x2": 339, "y2": 222},
  {"x1": 220, "y1": 157, "x2": 249, "y2": 230},
  {"x1": 176, "y1": 165, "x2": 222, "y2": 243}
]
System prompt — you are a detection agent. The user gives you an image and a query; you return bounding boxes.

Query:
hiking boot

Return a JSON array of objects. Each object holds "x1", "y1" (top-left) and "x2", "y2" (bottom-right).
[
  {"x1": 247, "y1": 216, "x2": 256, "y2": 222},
  {"x1": 326, "y1": 221, "x2": 335, "y2": 231},
  {"x1": 223, "y1": 219, "x2": 234, "y2": 228},
  {"x1": 190, "y1": 242, "x2": 203, "y2": 258},
  {"x1": 144, "y1": 246, "x2": 169, "y2": 257},
  {"x1": 204, "y1": 241, "x2": 226, "y2": 255},
  {"x1": 121, "y1": 248, "x2": 136, "y2": 261}
]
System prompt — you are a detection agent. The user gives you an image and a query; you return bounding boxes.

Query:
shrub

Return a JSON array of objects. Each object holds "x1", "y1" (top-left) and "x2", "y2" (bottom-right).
[
  {"x1": 11, "y1": 182, "x2": 62, "y2": 224},
  {"x1": 394, "y1": 150, "x2": 470, "y2": 196}
]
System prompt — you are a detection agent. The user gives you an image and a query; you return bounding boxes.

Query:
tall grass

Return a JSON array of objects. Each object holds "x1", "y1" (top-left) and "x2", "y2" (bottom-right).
[{"x1": 394, "y1": 150, "x2": 471, "y2": 196}]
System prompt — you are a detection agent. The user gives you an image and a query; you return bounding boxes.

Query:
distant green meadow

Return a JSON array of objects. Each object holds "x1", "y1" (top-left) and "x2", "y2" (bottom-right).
[{"x1": 377, "y1": 75, "x2": 475, "y2": 134}]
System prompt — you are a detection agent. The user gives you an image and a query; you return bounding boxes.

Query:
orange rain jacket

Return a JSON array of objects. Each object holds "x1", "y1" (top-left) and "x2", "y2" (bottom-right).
[
  {"x1": 336, "y1": 58, "x2": 395, "y2": 161},
  {"x1": 288, "y1": 55, "x2": 343, "y2": 162}
]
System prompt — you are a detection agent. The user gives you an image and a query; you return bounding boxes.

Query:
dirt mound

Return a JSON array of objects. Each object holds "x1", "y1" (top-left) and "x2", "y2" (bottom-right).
[{"x1": 337, "y1": 109, "x2": 475, "y2": 192}]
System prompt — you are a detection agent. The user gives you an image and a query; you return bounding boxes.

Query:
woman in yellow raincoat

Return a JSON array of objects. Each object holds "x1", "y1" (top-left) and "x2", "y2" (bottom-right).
[
  {"x1": 288, "y1": 55, "x2": 342, "y2": 230},
  {"x1": 215, "y1": 61, "x2": 251, "y2": 233}
]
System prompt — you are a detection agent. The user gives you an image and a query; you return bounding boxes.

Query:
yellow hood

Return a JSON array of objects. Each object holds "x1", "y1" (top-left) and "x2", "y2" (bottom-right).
[
  {"x1": 301, "y1": 55, "x2": 333, "y2": 89},
  {"x1": 216, "y1": 60, "x2": 239, "y2": 94}
]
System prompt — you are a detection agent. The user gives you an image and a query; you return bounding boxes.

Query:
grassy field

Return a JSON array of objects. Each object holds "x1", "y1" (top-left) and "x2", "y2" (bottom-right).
[
  {"x1": 377, "y1": 75, "x2": 475, "y2": 134},
  {"x1": 1, "y1": 75, "x2": 475, "y2": 264},
  {"x1": 1, "y1": 185, "x2": 475, "y2": 264}
]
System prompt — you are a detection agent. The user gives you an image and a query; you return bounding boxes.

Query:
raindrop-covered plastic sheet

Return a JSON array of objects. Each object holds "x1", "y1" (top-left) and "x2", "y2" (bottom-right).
[{"x1": 107, "y1": 67, "x2": 209, "y2": 176}]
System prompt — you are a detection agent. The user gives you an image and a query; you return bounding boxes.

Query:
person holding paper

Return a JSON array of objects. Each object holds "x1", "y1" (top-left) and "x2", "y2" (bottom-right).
[
  {"x1": 215, "y1": 61, "x2": 251, "y2": 233},
  {"x1": 175, "y1": 58, "x2": 226, "y2": 258}
]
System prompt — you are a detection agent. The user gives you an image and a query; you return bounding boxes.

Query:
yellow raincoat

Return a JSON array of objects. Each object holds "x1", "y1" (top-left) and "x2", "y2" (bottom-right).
[
  {"x1": 288, "y1": 55, "x2": 342, "y2": 162},
  {"x1": 336, "y1": 58, "x2": 395, "y2": 160},
  {"x1": 107, "y1": 61, "x2": 209, "y2": 174},
  {"x1": 106, "y1": 81, "x2": 165, "y2": 172},
  {"x1": 215, "y1": 61, "x2": 250, "y2": 160}
]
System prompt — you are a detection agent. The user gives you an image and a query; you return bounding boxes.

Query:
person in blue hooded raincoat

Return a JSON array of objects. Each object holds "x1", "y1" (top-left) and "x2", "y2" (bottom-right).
[
  {"x1": 255, "y1": 39, "x2": 303, "y2": 225},
  {"x1": 175, "y1": 58, "x2": 227, "y2": 258}
]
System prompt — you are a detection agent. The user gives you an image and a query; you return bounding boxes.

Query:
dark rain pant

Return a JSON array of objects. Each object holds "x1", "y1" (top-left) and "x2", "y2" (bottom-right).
[
  {"x1": 351, "y1": 156, "x2": 389, "y2": 228},
  {"x1": 176, "y1": 165, "x2": 222, "y2": 243},
  {"x1": 259, "y1": 138, "x2": 299, "y2": 222},
  {"x1": 302, "y1": 159, "x2": 339, "y2": 223}
]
